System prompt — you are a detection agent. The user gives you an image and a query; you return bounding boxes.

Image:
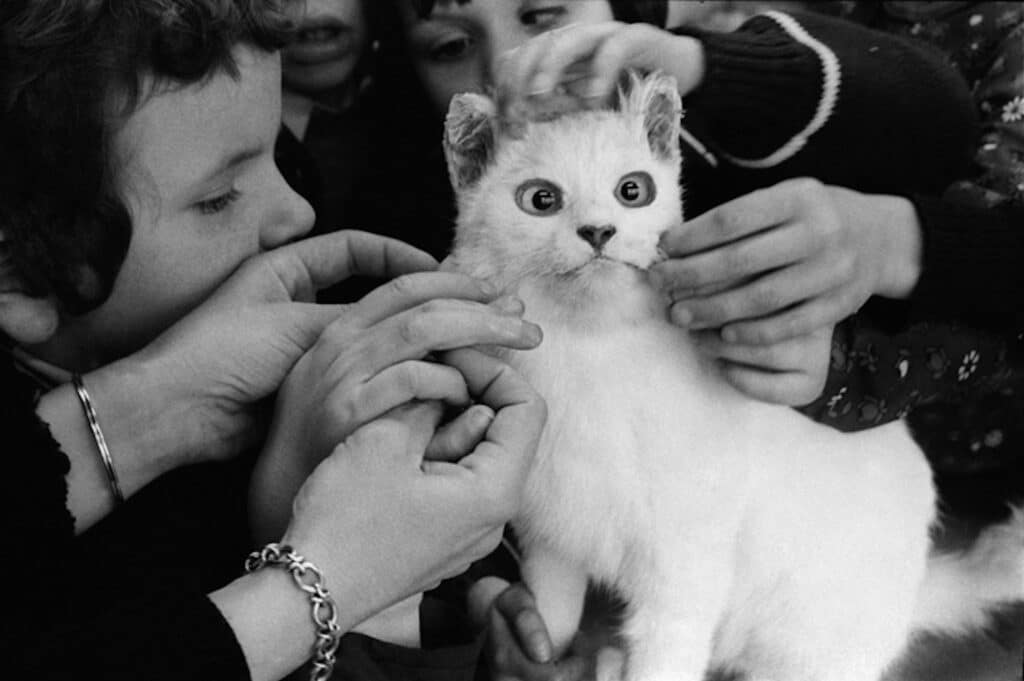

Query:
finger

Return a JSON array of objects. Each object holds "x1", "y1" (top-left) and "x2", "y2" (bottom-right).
[
  {"x1": 660, "y1": 178, "x2": 827, "y2": 256},
  {"x1": 667, "y1": 257, "x2": 842, "y2": 330},
  {"x1": 440, "y1": 349, "x2": 547, "y2": 509},
  {"x1": 496, "y1": 584, "x2": 554, "y2": 664},
  {"x1": 339, "y1": 301, "x2": 542, "y2": 379},
  {"x1": 425, "y1": 404, "x2": 495, "y2": 461},
  {"x1": 468, "y1": 576, "x2": 512, "y2": 627},
  {"x1": 587, "y1": 23, "x2": 657, "y2": 99},
  {"x1": 718, "y1": 361, "x2": 825, "y2": 406},
  {"x1": 351, "y1": 271, "x2": 500, "y2": 327},
  {"x1": 250, "y1": 231, "x2": 439, "y2": 303},
  {"x1": 721, "y1": 292, "x2": 851, "y2": 344},
  {"x1": 322, "y1": 361, "x2": 472, "y2": 446},
  {"x1": 377, "y1": 400, "x2": 446, "y2": 460},
  {"x1": 489, "y1": 604, "x2": 530, "y2": 677},
  {"x1": 694, "y1": 333, "x2": 808, "y2": 371},
  {"x1": 442, "y1": 348, "x2": 546, "y2": 450},
  {"x1": 339, "y1": 400, "x2": 443, "y2": 465},
  {"x1": 526, "y1": 23, "x2": 621, "y2": 96},
  {"x1": 651, "y1": 220, "x2": 811, "y2": 296}
]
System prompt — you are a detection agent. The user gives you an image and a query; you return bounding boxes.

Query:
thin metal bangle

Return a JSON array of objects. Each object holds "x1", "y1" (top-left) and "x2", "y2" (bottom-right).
[{"x1": 72, "y1": 374, "x2": 124, "y2": 504}]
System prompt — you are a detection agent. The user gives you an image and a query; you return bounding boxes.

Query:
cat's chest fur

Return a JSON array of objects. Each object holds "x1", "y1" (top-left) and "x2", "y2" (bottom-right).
[{"x1": 502, "y1": 281, "x2": 765, "y2": 584}]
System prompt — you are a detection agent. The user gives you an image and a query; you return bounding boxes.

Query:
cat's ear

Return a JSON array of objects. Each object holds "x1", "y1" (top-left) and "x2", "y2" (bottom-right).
[
  {"x1": 443, "y1": 93, "x2": 499, "y2": 191},
  {"x1": 621, "y1": 71, "x2": 682, "y2": 161}
]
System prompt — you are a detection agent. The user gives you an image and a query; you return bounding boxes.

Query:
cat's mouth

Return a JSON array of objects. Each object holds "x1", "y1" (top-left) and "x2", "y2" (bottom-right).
[{"x1": 560, "y1": 254, "x2": 649, "y2": 278}]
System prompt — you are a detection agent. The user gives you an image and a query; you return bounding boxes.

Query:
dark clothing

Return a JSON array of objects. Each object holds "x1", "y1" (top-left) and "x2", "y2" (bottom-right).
[
  {"x1": 797, "y1": 2, "x2": 1024, "y2": 514},
  {"x1": 1, "y1": 352, "x2": 484, "y2": 680},
  {"x1": 317, "y1": 9, "x2": 977, "y2": 267},
  {"x1": 677, "y1": 10, "x2": 977, "y2": 216}
]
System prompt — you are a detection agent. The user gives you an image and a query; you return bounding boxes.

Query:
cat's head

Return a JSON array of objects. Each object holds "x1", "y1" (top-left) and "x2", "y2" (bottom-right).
[{"x1": 444, "y1": 70, "x2": 683, "y2": 305}]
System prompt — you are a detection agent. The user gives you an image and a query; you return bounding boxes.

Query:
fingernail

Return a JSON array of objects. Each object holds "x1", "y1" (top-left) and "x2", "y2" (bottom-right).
[
  {"x1": 493, "y1": 295, "x2": 525, "y2": 314},
  {"x1": 583, "y1": 78, "x2": 606, "y2": 99},
  {"x1": 471, "y1": 405, "x2": 495, "y2": 426},
  {"x1": 529, "y1": 74, "x2": 554, "y2": 96},
  {"x1": 671, "y1": 305, "x2": 693, "y2": 327},
  {"x1": 479, "y1": 280, "x2": 499, "y2": 297},
  {"x1": 524, "y1": 322, "x2": 543, "y2": 344},
  {"x1": 530, "y1": 633, "x2": 552, "y2": 662}
]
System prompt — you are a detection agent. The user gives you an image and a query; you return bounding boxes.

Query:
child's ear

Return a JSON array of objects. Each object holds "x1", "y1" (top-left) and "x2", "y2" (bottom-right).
[
  {"x1": 621, "y1": 70, "x2": 682, "y2": 162},
  {"x1": 0, "y1": 290, "x2": 60, "y2": 345},
  {"x1": 443, "y1": 93, "x2": 499, "y2": 191},
  {"x1": 0, "y1": 232, "x2": 61, "y2": 345}
]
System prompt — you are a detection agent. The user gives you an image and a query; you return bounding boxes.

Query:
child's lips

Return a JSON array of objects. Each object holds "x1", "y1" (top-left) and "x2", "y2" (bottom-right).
[{"x1": 284, "y1": 20, "x2": 357, "y2": 65}]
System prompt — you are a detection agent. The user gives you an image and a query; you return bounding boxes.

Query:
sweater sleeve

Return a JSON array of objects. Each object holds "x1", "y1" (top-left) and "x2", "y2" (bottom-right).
[
  {"x1": 1, "y1": 354, "x2": 252, "y2": 681},
  {"x1": 905, "y1": 195, "x2": 1024, "y2": 334},
  {"x1": 678, "y1": 11, "x2": 978, "y2": 214}
]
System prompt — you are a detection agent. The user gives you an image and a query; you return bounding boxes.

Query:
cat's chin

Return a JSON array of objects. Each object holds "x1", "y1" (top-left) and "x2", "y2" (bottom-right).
[{"x1": 548, "y1": 258, "x2": 659, "y2": 305}]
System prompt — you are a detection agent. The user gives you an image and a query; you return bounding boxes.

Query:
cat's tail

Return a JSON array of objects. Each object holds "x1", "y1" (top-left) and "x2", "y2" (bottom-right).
[{"x1": 910, "y1": 505, "x2": 1024, "y2": 635}]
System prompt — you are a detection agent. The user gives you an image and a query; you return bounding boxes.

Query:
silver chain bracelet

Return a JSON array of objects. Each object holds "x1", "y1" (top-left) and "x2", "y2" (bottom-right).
[{"x1": 245, "y1": 543, "x2": 342, "y2": 681}]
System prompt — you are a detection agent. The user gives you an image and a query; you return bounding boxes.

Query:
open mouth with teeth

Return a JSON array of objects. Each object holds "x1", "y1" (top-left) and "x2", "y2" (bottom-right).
[{"x1": 284, "y1": 20, "x2": 357, "y2": 65}]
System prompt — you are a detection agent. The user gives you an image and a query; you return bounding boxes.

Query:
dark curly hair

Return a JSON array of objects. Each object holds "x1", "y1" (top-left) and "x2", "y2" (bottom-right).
[{"x1": 0, "y1": 0, "x2": 292, "y2": 314}]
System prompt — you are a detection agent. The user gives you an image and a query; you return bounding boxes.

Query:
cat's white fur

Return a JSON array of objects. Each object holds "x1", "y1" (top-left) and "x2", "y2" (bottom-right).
[{"x1": 444, "y1": 72, "x2": 1024, "y2": 681}]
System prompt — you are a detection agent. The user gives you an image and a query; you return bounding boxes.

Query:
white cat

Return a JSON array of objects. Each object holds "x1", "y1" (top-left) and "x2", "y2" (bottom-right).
[{"x1": 443, "y1": 71, "x2": 1024, "y2": 681}]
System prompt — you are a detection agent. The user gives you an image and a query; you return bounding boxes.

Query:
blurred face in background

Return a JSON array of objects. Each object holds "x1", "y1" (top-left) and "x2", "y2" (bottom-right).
[
  {"x1": 283, "y1": 0, "x2": 368, "y2": 94},
  {"x1": 401, "y1": 0, "x2": 614, "y2": 114}
]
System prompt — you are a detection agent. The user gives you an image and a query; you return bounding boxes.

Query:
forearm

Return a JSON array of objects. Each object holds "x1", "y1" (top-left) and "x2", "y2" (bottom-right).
[
  {"x1": 35, "y1": 356, "x2": 192, "y2": 533},
  {"x1": 903, "y1": 196, "x2": 1024, "y2": 331},
  {"x1": 680, "y1": 11, "x2": 976, "y2": 193}
]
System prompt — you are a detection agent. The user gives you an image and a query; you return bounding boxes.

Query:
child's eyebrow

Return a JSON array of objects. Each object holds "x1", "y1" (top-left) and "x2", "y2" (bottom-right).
[{"x1": 193, "y1": 145, "x2": 263, "y2": 188}]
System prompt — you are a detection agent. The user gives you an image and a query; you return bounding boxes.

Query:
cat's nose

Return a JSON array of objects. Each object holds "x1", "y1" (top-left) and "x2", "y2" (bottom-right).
[{"x1": 577, "y1": 224, "x2": 616, "y2": 251}]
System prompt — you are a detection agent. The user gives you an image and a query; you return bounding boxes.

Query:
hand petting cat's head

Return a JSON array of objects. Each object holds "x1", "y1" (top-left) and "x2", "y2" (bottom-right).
[{"x1": 444, "y1": 70, "x2": 683, "y2": 306}]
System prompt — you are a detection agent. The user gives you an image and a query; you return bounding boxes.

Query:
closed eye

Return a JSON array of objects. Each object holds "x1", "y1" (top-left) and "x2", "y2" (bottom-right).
[{"x1": 196, "y1": 188, "x2": 241, "y2": 215}]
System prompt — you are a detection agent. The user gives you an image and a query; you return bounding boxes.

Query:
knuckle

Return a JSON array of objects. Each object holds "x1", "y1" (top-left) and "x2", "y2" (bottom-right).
[
  {"x1": 327, "y1": 392, "x2": 361, "y2": 430},
  {"x1": 789, "y1": 176, "x2": 825, "y2": 197},
  {"x1": 710, "y1": 206, "x2": 743, "y2": 238},
  {"x1": 399, "y1": 313, "x2": 431, "y2": 345},
  {"x1": 386, "y1": 273, "x2": 419, "y2": 299}
]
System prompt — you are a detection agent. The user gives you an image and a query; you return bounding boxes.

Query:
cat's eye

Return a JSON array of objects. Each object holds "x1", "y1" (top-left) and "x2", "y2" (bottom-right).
[
  {"x1": 515, "y1": 179, "x2": 564, "y2": 216},
  {"x1": 615, "y1": 172, "x2": 656, "y2": 208}
]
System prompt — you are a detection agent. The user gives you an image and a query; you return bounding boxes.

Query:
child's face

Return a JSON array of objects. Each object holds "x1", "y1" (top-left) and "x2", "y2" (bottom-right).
[
  {"x1": 63, "y1": 46, "x2": 314, "y2": 366},
  {"x1": 282, "y1": 0, "x2": 368, "y2": 94},
  {"x1": 402, "y1": 0, "x2": 613, "y2": 114}
]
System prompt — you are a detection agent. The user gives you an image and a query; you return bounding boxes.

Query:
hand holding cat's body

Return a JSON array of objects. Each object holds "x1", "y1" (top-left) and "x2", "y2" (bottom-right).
[{"x1": 444, "y1": 73, "x2": 1023, "y2": 681}]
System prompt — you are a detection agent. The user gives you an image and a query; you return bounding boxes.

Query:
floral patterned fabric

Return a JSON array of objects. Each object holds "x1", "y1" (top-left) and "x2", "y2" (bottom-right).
[{"x1": 799, "y1": 2, "x2": 1024, "y2": 483}]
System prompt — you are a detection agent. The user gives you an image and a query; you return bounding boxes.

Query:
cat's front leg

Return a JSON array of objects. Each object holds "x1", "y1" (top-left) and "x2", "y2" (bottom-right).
[
  {"x1": 621, "y1": 599, "x2": 718, "y2": 681},
  {"x1": 520, "y1": 545, "x2": 590, "y2": 657}
]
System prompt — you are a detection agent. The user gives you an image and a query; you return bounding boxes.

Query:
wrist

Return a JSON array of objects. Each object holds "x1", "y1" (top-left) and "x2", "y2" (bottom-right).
[
  {"x1": 85, "y1": 356, "x2": 196, "y2": 479},
  {"x1": 874, "y1": 195, "x2": 923, "y2": 300}
]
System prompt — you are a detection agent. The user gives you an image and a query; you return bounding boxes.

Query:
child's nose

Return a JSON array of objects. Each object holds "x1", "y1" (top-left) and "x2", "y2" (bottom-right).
[{"x1": 260, "y1": 182, "x2": 315, "y2": 251}]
